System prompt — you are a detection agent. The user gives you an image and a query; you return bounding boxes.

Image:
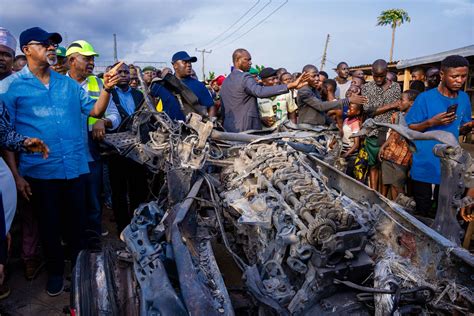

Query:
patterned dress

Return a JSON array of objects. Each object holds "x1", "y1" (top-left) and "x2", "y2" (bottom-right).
[{"x1": 1, "y1": 99, "x2": 27, "y2": 237}]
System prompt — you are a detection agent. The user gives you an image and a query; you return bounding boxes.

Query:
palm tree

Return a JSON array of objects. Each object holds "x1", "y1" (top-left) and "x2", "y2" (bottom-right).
[{"x1": 377, "y1": 9, "x2": 411, "y2": 62}]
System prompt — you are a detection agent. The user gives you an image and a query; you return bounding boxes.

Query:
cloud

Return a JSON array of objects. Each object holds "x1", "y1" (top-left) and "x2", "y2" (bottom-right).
[{"x1": 1, "y1": 0, "x2": 472, "y2": 79}]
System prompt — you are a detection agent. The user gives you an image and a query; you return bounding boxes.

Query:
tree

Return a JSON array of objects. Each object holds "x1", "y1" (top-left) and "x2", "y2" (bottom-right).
[
  {"x1": 255, "y1": 65, "x2": 265, "y2": 73},
  {"x1": 377, "y1": 9, "x2": 411, "y2": 62},
  {"x1": 208, "y1": 71, "x2": 215, "y2": 81}
]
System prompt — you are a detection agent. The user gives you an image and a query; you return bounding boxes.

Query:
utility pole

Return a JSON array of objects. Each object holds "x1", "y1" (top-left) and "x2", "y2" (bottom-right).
[
  {"x1": 195, "y1": 48, "x2": 212, "y2": 81},
  {"x1": 320, "y1": 34, "x2": 330, "y2": 71},
  {"x1": 113, "y1": 34, "x2": 118, "y2": 62}
]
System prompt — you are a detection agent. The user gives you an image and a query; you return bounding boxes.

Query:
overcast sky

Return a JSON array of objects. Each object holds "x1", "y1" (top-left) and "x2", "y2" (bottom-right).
[{"x1": 1, "y1": 0, "x2": 473, "y2": 78}]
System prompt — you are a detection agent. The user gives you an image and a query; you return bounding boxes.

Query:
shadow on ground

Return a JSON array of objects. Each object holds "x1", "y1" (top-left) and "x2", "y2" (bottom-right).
[{"x1": 0, "y1": 206, "x2": 120, "y2": 316}]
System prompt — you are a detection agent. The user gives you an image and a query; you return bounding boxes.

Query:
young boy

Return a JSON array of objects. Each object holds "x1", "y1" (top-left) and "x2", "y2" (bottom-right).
[
  {"x1": 324, "y1": 79, "x2": 344, "y2": 130},
  {"x1": 379, "y1": 89, "x2": 420, "y2": 199},
  {"x1": 341, "y1": 103, "x2": 363, "y2": 178}
]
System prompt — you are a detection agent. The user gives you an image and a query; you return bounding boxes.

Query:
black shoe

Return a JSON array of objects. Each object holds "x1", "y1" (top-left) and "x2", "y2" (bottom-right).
[{"x1": 46, "y1": 275, "x2": 64, "y2": 297}]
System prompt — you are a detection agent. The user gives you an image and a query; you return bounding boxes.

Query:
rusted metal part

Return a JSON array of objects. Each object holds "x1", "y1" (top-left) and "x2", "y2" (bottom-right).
[
  {"x1": 71, "y1": 249, "x2": 139, "y2": 316},
  {"x1": 92, "y1": 112, "x2": 474, "y2": 315},
  {"x1": 433, "y1": 145, "x2": 471, "y2": 244},
  {"x1": 121, "y1": 202, "x2": 188, "y2": 316},
  {"x1": 170, "y1": 177, "x2": 235, "y2": 315}
]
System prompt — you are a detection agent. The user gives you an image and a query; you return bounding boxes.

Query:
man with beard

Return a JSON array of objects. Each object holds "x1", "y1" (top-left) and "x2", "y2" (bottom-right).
[
  {"x1": 0, "y1": 27, "x2": 120, "y2": 297},
  {"x1": 220, "y1": 48, "x2": 309, "y2": 132},
  {"x1": 426, "y1": 67, "x2": 441, "y2": 90},
  {"x1": 406, "y1": 55, "x2": 472, "y2": 217},
  {"x1": 66, "y1": 40, "x2": 121, "y2": 246},
  {"x1": 50, "y1": 46, "x2": 68, "y2": 74},
  {"x1": 105, "y1": 62, "x2": 148, "y2": 235},
  {"x1": 334, "y1": 62, "x2": 351, "y2": 99}
]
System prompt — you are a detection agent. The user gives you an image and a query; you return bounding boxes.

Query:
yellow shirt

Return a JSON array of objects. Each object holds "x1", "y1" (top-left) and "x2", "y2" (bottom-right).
[{"x1": 257, "y1": 92, "x2": 298, "y2": 128}]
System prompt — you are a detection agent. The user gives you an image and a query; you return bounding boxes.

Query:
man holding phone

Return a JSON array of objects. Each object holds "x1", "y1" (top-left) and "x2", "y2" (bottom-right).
[{"x1": 406, "y1": 55, "x2": 472, "y2": 217}]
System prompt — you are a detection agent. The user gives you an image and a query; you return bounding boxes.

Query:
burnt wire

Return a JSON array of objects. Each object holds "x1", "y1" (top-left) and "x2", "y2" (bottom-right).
[{"x1": 199, "y1": 172, "x2": 248, "y2": 270}]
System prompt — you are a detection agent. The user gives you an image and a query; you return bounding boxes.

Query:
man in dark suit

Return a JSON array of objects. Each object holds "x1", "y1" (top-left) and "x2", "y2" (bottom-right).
[
  {"x1": 220, "y1": 49, "x2": 308, "y2": 132},
  {"x1": 297, "y1": 64, "x2": 366, "y2": 126}
]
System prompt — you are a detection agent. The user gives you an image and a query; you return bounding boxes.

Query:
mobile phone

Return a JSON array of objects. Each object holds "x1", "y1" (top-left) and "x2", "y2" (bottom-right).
[{"x1": 446, "y1": 104, "x2": 458, "y2": 114}]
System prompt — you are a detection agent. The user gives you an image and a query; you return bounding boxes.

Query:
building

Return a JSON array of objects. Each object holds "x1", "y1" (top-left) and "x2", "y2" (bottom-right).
[
  {"x1": 346, "y1": 45, "x2": 474, "y2": 111},
  {"x1": 396, "y1": 45, "x2": 474, "y2": 109}
]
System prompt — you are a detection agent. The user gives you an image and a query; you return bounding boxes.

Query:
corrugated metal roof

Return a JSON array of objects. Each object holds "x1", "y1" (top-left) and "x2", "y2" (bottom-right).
[
  {"x1": 396, "y1": 45, "x2": 474, "y2": 69},
  {"x1": 346, "y1": 61, "x2": 399, "y2": 71}
]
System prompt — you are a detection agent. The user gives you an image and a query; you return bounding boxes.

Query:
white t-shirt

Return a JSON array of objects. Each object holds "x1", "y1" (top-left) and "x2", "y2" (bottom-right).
[
  {"x1": 335, "y1": 80, "x2": 351, "y2": 99},
  {"x1": 258, "y1": 92, "x2": 298, "y2": 129}
]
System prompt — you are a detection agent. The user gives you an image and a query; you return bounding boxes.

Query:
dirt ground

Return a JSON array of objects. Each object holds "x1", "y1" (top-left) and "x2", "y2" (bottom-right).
[{"x1": 0, "y1": 206, "x2": 119, "y2": 316}]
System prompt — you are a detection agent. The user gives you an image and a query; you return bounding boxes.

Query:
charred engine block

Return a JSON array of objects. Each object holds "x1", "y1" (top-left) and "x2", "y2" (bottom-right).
[{"x1": 220, "y1": 143, "x2": 373, "y2": 313}]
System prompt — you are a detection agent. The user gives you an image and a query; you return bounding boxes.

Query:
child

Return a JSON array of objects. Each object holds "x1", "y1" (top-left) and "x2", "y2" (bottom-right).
[
  {"x1": 341, "y1": 103, "x2": 363, "y2": 178},
  {"x1": 379, "y1": 89, "x2": 420, "y2": 200}
]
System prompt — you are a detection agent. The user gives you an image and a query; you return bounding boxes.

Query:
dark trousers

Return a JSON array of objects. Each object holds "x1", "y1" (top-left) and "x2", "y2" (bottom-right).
[
  {"x1": 345, "y1": 155, "x2": 357, "y2": 179},
  {"x1": 411, "y1": 179, "x2": 439, "y2": 217},
  {"x1": 27, "y1": 176, "x2": 87, "y2": 276},
  {"x1": 108, "y1": 156, "x2": 148, "y2": 234},
  {"x1": 85, "y1": 160, "x2": 103, "y2": 247}
]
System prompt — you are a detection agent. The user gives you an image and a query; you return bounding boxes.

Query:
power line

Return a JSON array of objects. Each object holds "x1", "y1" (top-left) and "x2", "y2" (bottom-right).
[
  {"x1": 198, "y1": 0, "x2": 261, "y2": 48},
  {"x1": 210, "y1": 0, "x2": 273, "y2": 49},
  {"x1": 195, "y1": 48, "x2": 212, "y2": 81},
  {"x1": 213, "y1": 0, "x2": 288, "y2": 50}
]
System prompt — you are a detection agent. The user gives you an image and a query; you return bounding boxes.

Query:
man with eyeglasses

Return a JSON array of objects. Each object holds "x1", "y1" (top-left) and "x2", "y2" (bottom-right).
[{"x1": 0, "y1": 27, "x2": 120, "y2": 297}]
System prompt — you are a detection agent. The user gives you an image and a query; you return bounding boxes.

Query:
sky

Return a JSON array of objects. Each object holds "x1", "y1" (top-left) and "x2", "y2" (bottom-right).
[{"x1": 0, "y1": 0, "x2": 473, "y2": 79}]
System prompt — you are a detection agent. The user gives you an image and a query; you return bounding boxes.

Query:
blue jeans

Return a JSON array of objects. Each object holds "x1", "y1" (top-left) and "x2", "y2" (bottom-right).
[{"x1": 85, "y1": 160, "x2": 103, "y2": 246}]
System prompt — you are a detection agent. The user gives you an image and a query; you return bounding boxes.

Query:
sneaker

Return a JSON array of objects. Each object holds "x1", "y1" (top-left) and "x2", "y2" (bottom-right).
[
  {"x1": 46, "y1": 275, "x2": 64, "y2": 297},
  {"x1": 24, "y1": 258, "x2": 43, "y2": 280},
  {"x1": 0, "y1": 283, "x2": 11, "y2": 300}
]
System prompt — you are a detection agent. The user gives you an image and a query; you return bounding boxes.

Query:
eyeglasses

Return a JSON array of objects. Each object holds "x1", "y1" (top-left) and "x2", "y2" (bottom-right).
[{"x1": 26, "y1": 41, "x2": 59, "y2": 49}]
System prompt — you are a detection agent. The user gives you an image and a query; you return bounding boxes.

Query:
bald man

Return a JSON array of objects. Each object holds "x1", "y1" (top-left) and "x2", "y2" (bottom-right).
[
  {"x1": 220, "y1": 48, "x2": 308, "y2": 132},
  {"x1": 361, "y1": 59, "x2": 401, "y2": 191}
]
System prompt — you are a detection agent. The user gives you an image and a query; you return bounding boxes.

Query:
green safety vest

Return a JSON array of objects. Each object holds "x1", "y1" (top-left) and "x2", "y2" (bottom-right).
[{"x1": 86, "y1": 75, "x2": 103, "y2": 130}]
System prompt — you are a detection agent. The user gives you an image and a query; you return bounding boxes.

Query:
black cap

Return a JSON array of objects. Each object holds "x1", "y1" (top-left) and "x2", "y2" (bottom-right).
[
  {"x1": 19, "y1": 27, "x2": 62, "y2": 50},
  {"x1": 259, "y1": 67, "x2": 277, "y2": 79},
  {"x1": 171, "y1": 51, "x2": 197, "y2": 63}
]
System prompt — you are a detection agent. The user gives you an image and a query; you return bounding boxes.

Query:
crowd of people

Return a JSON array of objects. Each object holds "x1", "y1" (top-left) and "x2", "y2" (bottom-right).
[{"x1": 0, "y1": 26, "x2": 472, "y2": 301}]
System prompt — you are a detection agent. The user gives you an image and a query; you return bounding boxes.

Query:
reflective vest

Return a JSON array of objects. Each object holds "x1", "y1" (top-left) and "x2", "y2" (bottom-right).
[
  {"x1": 86, "y1": 75, "x2": 103, "y2": 130},
  {"x1": 156, "y1": 99, "x2": 163, "y2": 112}
]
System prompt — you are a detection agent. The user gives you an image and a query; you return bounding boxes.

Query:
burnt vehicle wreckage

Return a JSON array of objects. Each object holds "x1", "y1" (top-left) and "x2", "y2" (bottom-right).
[{"x1": 71, "y1": 75, "x2": 474, "y2": 315}]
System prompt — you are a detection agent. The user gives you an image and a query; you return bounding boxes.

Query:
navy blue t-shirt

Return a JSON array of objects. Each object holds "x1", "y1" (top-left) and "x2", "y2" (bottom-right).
[
  {"x1": 405, "y1": 88, "x2": 471, "y2": 184},
  {"x1": 151, "y1": 77, "x2": 213, "y2": 121}
]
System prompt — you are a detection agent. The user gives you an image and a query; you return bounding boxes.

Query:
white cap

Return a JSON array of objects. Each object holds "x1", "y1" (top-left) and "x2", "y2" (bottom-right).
[{"x1": 0, "y1": 27, "x2": 16, "y2": 53}]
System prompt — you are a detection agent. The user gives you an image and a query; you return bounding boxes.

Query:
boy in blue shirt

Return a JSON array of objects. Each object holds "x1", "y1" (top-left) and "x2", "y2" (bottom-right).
[{"x1": 406, "y1": 55, "x2": 472, "y2": 217}]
